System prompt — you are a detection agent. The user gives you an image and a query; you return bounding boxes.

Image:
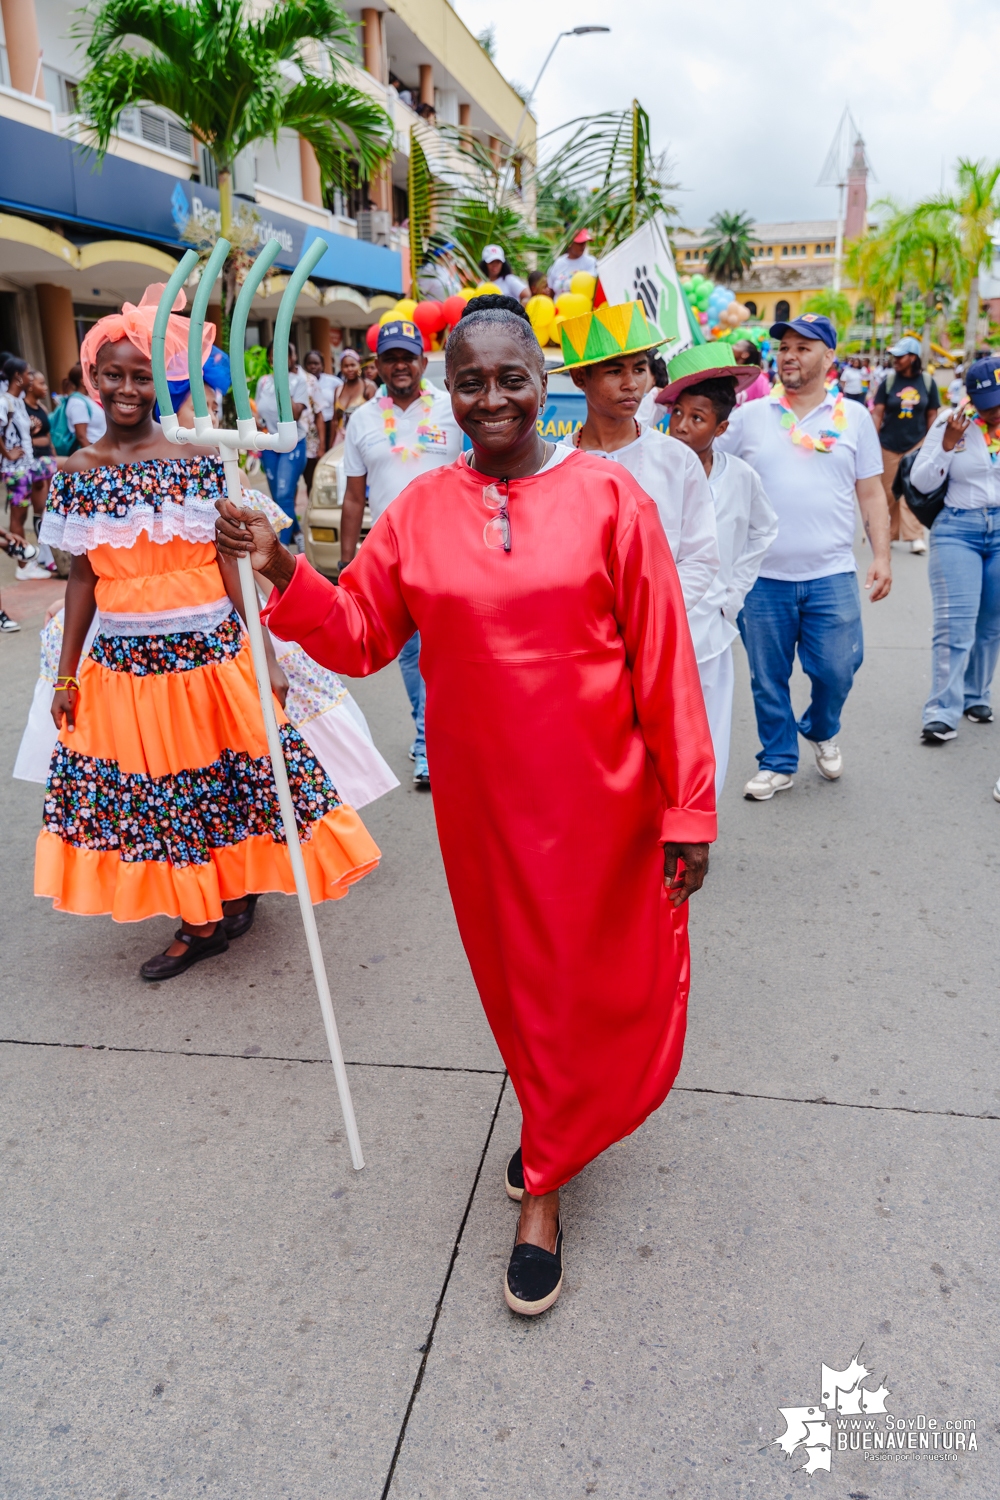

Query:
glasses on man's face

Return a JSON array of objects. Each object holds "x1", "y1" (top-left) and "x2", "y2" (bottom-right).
[{"x1": 482, "y1": 479, "x2": 511, "y2": 552}]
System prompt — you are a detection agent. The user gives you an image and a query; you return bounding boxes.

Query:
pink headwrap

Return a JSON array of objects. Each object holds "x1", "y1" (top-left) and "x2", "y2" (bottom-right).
[{"x1": 79, "y1": 284, "x2": 216, "y2": 400}]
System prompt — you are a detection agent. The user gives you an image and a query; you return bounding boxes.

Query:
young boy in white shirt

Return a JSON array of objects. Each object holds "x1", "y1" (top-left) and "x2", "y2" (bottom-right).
[{"x1": 658, "y1": 346, "x2": 779, "y2": 794}]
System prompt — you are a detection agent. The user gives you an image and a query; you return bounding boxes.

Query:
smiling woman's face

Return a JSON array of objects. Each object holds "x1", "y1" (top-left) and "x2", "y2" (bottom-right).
[
  {"x1": 446, "y1": 326, "x2": 545, "y2": 463},
  {"x1": 92, "y1": 338, "x2": 156, "y2": 427},
  {"x1": 340, "y1": 352, "x2": 361, "y2": 380}
]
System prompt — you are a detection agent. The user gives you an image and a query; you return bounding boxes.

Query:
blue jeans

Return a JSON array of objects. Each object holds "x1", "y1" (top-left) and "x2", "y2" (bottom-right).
[
  {"x1": 924, "y1": 506, "x2": 1000, "y2": 727},
  {"x1": 398, "y1": 631, "x2": 426, "y2": 760},
  {"x1": 738, "y1": 572, "x2": 863, "y2": 773},
  {"x1": 260, "y1": 438, "x2": 306, "y2": 544}
]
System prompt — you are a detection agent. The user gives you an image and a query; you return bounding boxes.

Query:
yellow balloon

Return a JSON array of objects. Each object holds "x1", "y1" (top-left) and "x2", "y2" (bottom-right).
[
  {"x1": 459, "y1": 286, "x2": 478, "y2": 301},
  {"x1": 526, "y1": 294, "x2": 556, "y2": 326},
  {"x1": 473, "y1": 282, "x2": 504, "y2": 297},
  {"x1": 393, "y1": 298, "x2": 418, "y2": 319},
  {"x1": 555, "y1": 291, "x2": 592, "y2": 320},
  {"x1": 569, "y1": 271, "x2": 597, "y2": 300},
  {"x1": 378, "y1": 309, "x2": 398, "y2": 326}
]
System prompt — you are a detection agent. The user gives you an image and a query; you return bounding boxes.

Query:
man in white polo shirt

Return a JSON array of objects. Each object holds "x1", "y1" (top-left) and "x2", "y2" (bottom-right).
[
  {"x1": 340, "y1": 319, "x2": 462, "y2": 787},
  {"x1": 716, "y1": 313, "x2": 891, "y2": 800}
]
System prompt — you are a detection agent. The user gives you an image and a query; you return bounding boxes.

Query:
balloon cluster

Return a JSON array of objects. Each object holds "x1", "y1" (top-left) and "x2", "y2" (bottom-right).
[
  {"x1": 525, "y1": 272, "x2": 597, "y2": 347},
  {"x1": 681, "y1": 274, "x2": 752, "y2": 342},
  {"x1": 363, "y1": 270, "x2": 601, "y2": 354}
]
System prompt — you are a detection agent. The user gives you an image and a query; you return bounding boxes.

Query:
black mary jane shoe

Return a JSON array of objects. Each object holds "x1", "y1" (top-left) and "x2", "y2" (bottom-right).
[
  {"x1": 505, "y1": 1146, "x2": 525, "y2": 1202},
  {"x1": 504, "y1": 1223, "x2": 564, "y2": 1317},
  {"x1": 139, "y1": 927, "x2": 229, "y2": 982},
  {"x1": 222, "y1": 894, "x2": 259, "y2": 940}
]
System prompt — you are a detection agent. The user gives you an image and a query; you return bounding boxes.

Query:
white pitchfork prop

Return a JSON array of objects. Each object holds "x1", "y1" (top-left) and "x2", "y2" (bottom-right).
[{"x1": 152, "y1": 237, "x2": 365, "y2": 1171}]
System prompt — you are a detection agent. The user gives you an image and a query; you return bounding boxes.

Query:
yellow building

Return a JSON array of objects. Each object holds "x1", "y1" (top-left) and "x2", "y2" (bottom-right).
[{"x1": 674, "y1": 222, "x2": 868, "y2": 325}]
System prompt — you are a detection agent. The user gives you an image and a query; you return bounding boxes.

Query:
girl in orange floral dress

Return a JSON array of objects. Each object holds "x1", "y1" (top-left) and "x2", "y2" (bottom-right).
[{"x1": 37, "y1": 289, "x2": 380, "y2": 980}]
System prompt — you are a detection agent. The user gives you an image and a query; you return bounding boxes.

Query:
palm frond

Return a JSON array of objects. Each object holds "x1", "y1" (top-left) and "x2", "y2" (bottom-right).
[{"x1": 252, "y1": 0, "x2": 358, "y2": 61}]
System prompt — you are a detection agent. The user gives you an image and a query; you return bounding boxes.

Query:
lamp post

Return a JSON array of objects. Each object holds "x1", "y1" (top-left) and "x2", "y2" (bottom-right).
[{"x1": 502, "y1": 25, "x2": 610, "y2": 194}]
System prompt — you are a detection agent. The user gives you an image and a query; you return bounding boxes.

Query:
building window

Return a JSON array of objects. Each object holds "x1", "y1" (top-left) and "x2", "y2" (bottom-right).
[
  {"x1": 684, "y1": 251, "x2": 691, "y2": 261},
  {"x1": 774, "y1": 299, "x2": 790, "y2": 321},
  {"x1": 781, "y1": 246, "x2": 788, "y2": 257},
  {"x1": 744, "y1": 300, "x2": 757, "y2": 317}
]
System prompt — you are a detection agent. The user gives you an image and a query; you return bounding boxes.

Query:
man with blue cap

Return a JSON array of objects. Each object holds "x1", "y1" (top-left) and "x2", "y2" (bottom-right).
[
  {"x1": 872, "y1": 334, "x2": 940, "y2": 554},
  {"x1": 911, "y1": 354, "x2": 1000, "y2": 749},
  {"x1": 717, "y1": 312, "x2": 892, "y2": 800},
  {"x1": 340, "y1": 319, "x2": 462, "y2": 786}
]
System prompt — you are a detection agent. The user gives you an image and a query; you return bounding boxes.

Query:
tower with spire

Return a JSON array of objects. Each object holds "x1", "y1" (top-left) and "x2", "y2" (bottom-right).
[{"x1": 844, "y1": 135, "x2": 869, "y2": 242}]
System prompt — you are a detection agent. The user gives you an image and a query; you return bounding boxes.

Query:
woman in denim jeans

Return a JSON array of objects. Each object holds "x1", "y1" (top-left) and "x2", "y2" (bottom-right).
[{"x1": 910, "y1": 355, "x2": 1000, "y2": 747}]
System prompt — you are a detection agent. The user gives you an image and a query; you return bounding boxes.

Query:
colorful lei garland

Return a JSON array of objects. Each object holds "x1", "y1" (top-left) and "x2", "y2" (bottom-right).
[
  {"x1": 379, "y1": 380, "x2": 436, "y2": 461},
  {"x1": 971, "y1": 412, "x2": 1000, "y2": 462},
  {"x1": 771, "y1": 381, "x2": 848, "y2": 453}
]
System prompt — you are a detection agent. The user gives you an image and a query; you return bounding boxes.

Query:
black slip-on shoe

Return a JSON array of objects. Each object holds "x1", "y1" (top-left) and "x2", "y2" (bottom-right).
[
  {"x1": 222, "y1": 894, "x2": 259, "y2": 940},
  {"x1": 965, "y1": 705, "x2": 994, "y2": 724},
  {"x1": 140, "y1": 928, "x2": 229, "y2": 981},
  {"x1": 504, "y1": 1223, "x2": 564, "y2": 1317},
  {"x1": 505, "y1": 1147, "x2": 524, "y2": 1202},
  {"x1": 922, "y1": 722, "x2": 957, "y2": 744}
]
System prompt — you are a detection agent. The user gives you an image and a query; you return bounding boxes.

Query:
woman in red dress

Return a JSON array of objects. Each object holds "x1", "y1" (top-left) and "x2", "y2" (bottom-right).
[{"x1": 216, "y1": 299, "x2": 716, "y2": 1316}]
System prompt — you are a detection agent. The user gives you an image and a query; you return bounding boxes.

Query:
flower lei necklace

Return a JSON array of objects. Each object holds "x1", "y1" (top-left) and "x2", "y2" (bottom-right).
[
  {"x1": 971, "y1": 412, "x2": 1000, "y2": 462},
  {"x1": 379, "y1": 379, "x2": 436, "y2": 460},
  {"x1": 771, "y1": 381, "x2": 848, "y2": 453}
]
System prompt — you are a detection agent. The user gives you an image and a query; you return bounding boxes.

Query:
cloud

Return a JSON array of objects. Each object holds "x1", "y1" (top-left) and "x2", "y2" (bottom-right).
[{"x1": 453, "y1": 0, "x2": 998, "y2": 227}]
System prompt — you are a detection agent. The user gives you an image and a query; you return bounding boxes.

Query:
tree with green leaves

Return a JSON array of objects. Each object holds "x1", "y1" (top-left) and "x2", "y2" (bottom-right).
[
  {"x1": 914, "y1": 157, "x2": 1000, "y2": 356},
  {"x1": 847, "y1": 196, "x2": 964, "y2": 355},
  {"x1": 800, "y1": 290, "x2": 854, "y2": 342},
  {"x1": 75, "y1": 0, "x2": 393, "y2": 344},
  {"x1": 703, "y1": 211, "x2": 758, "y2": 283}
]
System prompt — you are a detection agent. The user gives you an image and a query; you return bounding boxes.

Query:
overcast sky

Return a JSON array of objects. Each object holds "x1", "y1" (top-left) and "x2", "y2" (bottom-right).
[{"x1": 453, "y1": 0, "x2": 998, "y2": 230}]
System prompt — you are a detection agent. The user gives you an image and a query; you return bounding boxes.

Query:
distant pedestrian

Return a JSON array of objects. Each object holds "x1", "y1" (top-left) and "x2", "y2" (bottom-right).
[
  {"x1": 479, "y1": 244, "x2": 528, "y2": 304},
  {"x1": 255, "y1": 341, "x2": 308, "y2": 546},
  {"x1": 330, "y1": 349, "x2": 376, "y2": 444},
  {"x1": 732, "y1": 339, "x2": 771, "y2": 404},
  {"x1": 717, "y1": 313, "x2": 892, "y2": 800},
  {"x1": 0, "y1": 357, "x2": 58, "y2": 577},
  {"x1": 339, "y1": 317, "x2": 463, "y2": 786},
  {"x1": 840, "y1": 357, "x2": 866, "y2": 403},
  {"x1": 547, "y1": 228, "x2": 597, "y2": 296},
  {"x1": 872, "y1": 336, "x2": 939, "y2": 555},
  {"x1": 911, "y1": 356, "x2": 1000, "y2": 745},
  {"x1": 64, "y1": 363, "x2": 107, "y2": 448},
  {"x1": 304, "y1": 349, "x2": 341, "y2": 454}
]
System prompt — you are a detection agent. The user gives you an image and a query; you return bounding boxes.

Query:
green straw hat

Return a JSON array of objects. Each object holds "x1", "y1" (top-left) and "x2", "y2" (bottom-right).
[
  {"x1": 657, "y1": 343, "x2": 762, "y2": 406},
  {"x1": 551, "y1": 300, "x2": 666, "y2": 374}
]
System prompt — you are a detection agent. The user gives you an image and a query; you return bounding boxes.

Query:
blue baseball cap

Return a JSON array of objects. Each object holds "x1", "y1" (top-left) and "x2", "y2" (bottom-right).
[
  {"x1": 769, "y1": 312, "x2": 837, "y2": 349},
  {"x1": 377, "y1": 320, "x2": 424, "y2": 357},
  {"x1": 966, "y1": 355, "x2": 1000, "y2": 411}
]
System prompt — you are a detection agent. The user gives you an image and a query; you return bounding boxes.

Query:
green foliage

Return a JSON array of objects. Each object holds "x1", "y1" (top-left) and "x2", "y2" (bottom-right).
[
  {"x1": 801, "y1": 290, "x2": 854, "y2": 340},
  {"x1": 75, "y1": 0, "x2": 393, "y2": 197},
  {"x1": 476, "y1": 25, "x2": 496, "y2": 59},
  {"x1": 703, "y1": 210, "x2": 758, "y2": 282}
]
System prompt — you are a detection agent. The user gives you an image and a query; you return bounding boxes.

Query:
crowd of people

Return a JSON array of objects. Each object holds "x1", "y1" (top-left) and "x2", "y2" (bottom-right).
[{"x1": 6, "y1": 235, "x2": 1000, "y2": 1323}]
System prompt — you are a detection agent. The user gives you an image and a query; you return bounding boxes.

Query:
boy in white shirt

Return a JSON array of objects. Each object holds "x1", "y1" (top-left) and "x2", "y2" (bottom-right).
[
  {"x1": 658, "y1": 346, "x2": 779, "y2": 793},
  {"x1": 557, "y1": 302, "x2": 720, "y2": 614}
]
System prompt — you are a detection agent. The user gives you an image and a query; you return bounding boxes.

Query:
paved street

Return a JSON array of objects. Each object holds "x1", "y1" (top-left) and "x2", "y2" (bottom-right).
[{"x1": 1, "y1": 538, "x2": 997, "y2": 1500}]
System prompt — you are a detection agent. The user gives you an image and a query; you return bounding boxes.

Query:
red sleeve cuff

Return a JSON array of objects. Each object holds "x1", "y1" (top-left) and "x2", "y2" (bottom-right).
[
  {"x1": 660, "y1": 809, "x2": 718, "y2": 845},
  {"x1": 260, "y1": 552, "x2": 327, "y2": 632}
]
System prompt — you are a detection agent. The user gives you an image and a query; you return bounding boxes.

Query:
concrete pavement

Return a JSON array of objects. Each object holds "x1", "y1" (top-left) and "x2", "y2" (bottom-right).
[{"x1": 1, "y1": 537, "x2": 997, "y2": 1498}]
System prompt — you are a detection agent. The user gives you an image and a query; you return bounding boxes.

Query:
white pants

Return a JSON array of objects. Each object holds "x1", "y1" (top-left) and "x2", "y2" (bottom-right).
[{"x1": 697, "y1": 645, "x2": 735, "y2": 798}]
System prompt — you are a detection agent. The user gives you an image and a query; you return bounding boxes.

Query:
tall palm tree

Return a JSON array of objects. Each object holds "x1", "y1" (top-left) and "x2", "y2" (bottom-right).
[
  {"x1": 916, "y1": 158, "x2": 1000, "y2": 356},
  {"x1": 896, "y1": 208, "x2": 963, "y2": 361},
  {"x1": 800, "y1": 290, "x2": 853, "y2": 341},
  {"x1": 76, "y1": 0, "x2": 393, "y2": 341},
  {"x1": 845, "y1": 199, "x2": 917, "y2": 350},
  {"x1": 703, "y1": 210, "x2": 759, "y2": 283}
]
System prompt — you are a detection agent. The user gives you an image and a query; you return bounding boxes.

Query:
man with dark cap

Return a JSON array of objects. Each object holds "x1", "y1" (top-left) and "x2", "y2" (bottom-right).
[{"x1": 716, "y1": 313, "x2": 892, "y2": 800}]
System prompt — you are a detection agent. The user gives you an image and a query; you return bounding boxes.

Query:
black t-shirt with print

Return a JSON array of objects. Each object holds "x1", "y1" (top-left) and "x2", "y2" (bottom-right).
[
  {"x1": 24, "y1": 400, "x2": 52, "y2": 455},
  {"x1": 875, "y1": 371, "x2": 940, "y2": 453}
]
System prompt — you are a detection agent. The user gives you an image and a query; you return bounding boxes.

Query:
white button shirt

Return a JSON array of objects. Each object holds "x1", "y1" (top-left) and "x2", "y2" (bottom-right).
[
  {"x1": 342, "y1": 385, "x2": 463, "y2": 521},
  {"x1": 910, "y1": 410, "x2": 1000, "y2": 509},
  {"x1": 686, "y1": 450, "x2": 779, "y2": 662},
  {"x1": 563, "y1": 427, "x2": 720, "y2": 613},
  {"x1": 716, "y1": 388, "x2": 883, "y2": 581}
]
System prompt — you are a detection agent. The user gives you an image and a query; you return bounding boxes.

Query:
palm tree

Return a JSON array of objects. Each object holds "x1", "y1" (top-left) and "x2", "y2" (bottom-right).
[
  {"x1": 76, "y1": 0, "x2": 393, "y2": 342},
  {"x1": 848, "y1": 196, "x2": 965, "y2": 356},
  {"x1": 845, "y1": 200, "x2": 917, "y2": 351},
  {"x1": 895, "y1": 208, "x2": 963, "y2": 361},
  {"x1": 916, "y1": 158, "x2": 1000, "y2": 357},
  {"x1": 703, "y1": 211, "x2": 759, "y2": 283},
  {"x1": 800, "y1": 290, "x2": 854, "y2": 342}
]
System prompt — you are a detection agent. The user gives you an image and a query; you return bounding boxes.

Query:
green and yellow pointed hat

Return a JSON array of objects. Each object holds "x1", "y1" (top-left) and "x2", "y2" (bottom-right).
[{"x1": 551, "y1": 300, "x2": 666, "y2": 374}]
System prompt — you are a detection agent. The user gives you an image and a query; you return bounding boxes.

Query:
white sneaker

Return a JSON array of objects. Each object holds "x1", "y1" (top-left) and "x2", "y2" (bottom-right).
[
  {"x1": 743, "y1": 770, "x2": 794, "y2": 801},
  {"x1": 993, "y1": 778, "x2": 1000, "y2": 804},
  {"x1": 911, "y1": 538, "x2": 927, "y2": 554},
  {"x1": 0, "y1": 610, "x2": 21, "y2": 632},
  {"x1": 807, "y1": 738, "x2": 842, "y2": 780},
  {"x1": 15, "y1": 560, "x2": 53, "y2": 581}
]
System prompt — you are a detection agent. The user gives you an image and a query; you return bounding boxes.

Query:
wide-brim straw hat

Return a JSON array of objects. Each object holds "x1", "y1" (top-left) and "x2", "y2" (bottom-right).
[
  {"x1": 550, "y1": 300, "x2": 666, "y2": 375},
  {"x1": 656, "y1": 343, "x2": 763, "y2": 405}
]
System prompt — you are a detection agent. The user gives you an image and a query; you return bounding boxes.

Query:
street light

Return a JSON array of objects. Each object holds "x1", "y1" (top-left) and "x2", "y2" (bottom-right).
[{"x1": 502, "y1": 25, "x2": 611, "y2": 193}]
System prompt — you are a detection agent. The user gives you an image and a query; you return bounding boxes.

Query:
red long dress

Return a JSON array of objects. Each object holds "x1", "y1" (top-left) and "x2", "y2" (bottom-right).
[{"x1": 263, "y1": 450, "x2": 716, "y2": 1194}]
